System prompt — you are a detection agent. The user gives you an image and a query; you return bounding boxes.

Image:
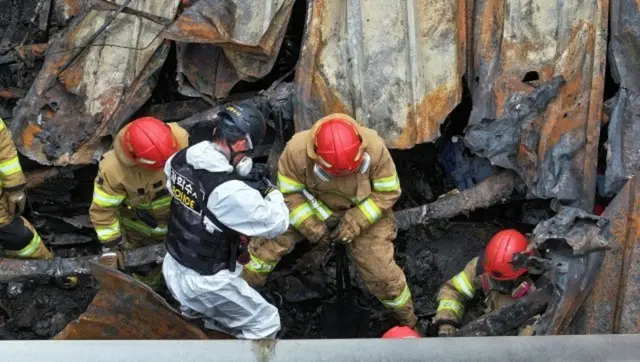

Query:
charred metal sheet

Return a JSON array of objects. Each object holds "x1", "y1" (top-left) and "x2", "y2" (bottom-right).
[
  {"x1": 294, "y1": 0, "x2": 466, "y2": 149},
  {"x1": 571, "y1": 175, "x2": 640, "y2": 334},
  {"x1": 605, "y1": 0, "x2": 640, "y2": 195},
  {"x1": 11, "y1": 0, "x2": 181, "y2": 166},
  {"x1": 467, "y1": 0, "x2": 608, "y2": 211},
  {"x1": 530, "y1": 204, "x2": 611, "y2": 255},
  {"x1": 54, "y1": 263, "x2": 217, "y2": 339},
  {"x1": 163, "y1": 0, "x2": 295, "y2": 99}
]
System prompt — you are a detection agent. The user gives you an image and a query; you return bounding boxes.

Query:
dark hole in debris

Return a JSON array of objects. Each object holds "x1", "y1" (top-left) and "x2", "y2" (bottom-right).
[{"x1": 522, "y1": 71, "x2": 539, "y2": 83}]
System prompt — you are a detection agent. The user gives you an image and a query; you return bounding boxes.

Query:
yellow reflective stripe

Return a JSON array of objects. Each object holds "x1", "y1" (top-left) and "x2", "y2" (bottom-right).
[
  {"x1": 0, "y1": 156, "x2": 22, "y2": 176},
  {"x1": 452, "y1": 272, "x2": 475, "y2": 299},
  {"x1": 133, "y1": 195, "x2": 173, "y2": 210},
  {"x1": 437, "y1": 299, "x2": 464, "y2": 318},
  {"x1": 121, "y1": 218, "x2": 168, "y2": 236},
  {"x1": 277, "y1": 172, "x2": 305, "y2": 193},
  {"x1": 95, "y1": 222, "x2": 121, "y2": 241},
  {"x1": 373, "y1": 172, "x2": 400, "y2": 192},
  {"x1": 312, "y1": 199, "x2": 332, "y2": 221},
  {"x1": 14, "y1": 233, "x2": 42, "y2": 257},
  {"x1": 358, "y1": 197, "x2": 382, "y2": 224},
  {"x1": 93, "y1": 183, "x2": 126, "y2": 208},
  {"x1": 290, "y1": 202, "x2": 314, "y2": 228},
  {"x1": 244, "y1": 253, "x2": 277, "y2": 274},
  {"x1": 0, "y1": 118, "x2": 5, "y2": 131},
  {"x1": 381, "y1": 285, "x2": 411, "y2": 309}
]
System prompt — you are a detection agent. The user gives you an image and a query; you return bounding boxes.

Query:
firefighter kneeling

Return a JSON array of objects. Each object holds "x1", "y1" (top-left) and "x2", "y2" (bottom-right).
[
  {"x1": 242, "y1": 113, "x2": 417, "y2": 328},
  {"x1": 434, "y1": 229, "x2": 538, "y2": 336}
]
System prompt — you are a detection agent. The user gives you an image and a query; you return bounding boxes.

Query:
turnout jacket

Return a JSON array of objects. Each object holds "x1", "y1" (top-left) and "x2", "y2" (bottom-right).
[
  {"x1": 276, "y1": 114, "x2": 402, "y2": 234},
  {"x1": 89, "y1": 122, "x2": 189, "y2": 243}
]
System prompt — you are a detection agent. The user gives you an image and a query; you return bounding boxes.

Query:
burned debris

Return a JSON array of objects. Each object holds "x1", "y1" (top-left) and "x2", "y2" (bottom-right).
[{"x1": 0, "y1": 0, "x2": 637, "y2": 342}]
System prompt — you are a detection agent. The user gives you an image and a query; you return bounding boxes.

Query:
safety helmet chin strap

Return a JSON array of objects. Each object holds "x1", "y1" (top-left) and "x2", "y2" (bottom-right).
[{"x1": 313, "y1": 153, "x2": 371, "y2": 182}]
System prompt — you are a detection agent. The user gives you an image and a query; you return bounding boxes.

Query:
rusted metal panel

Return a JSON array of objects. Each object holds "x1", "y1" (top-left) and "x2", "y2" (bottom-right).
[
  {"x1": 163, "y1": 0, "x2": 295, "y2": 99},
  {"x1": 604, "y1": 0, "x2": 640, "y2": 196},
  {"x1": 467, "y1": 0, "x2": 608, "y2": 210},
  {"x1": 54, "y1": 263, "x2": 230, "y2": 339},
  {"x1": 11, "y1": 0, "x2": 180, "y2": 166},
  {"x1": 294, "y1": 0, "x2": 466, "y2": 149},
  {"x1": 571, "y1": 175, "x2": 640, "y2": 334}
]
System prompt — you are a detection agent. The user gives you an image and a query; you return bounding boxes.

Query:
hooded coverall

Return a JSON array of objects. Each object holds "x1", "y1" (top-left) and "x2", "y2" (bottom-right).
[
  {"x1": 242, "y1": 114, "x2": 417, "y2": 327},
  {"x1": 0, "y1": 118, "x2": 51, "y2": 259},
  {"x1": 434, "y1": 256, "x2": 537, "y2": 336},
  {"x1": 89, "y1": 122, "x2": 189, "y2": 286},
  {"x1": 162, "y1": 141, "x2": 289, "y2": 339}
]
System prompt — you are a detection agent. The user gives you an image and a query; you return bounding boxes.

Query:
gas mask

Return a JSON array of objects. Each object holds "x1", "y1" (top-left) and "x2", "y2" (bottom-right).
[{"x1": 228, "y1": 133, "x2": 255, "y2": 177}]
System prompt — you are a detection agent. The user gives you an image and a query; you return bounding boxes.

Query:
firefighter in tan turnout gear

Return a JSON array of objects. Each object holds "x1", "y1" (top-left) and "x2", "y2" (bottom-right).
[
  {"x1": 89, "y1": 117, "x2": 189, "y2": 289},
  {"x1": 434, "y1": 229, "x2": 538, "y2": 336},
  {"x1": 242, "y1": 113, "x2": 417, "y2": 327},
  {"x1": 0, "y1": 118, "x2": 52, "y2": 259}
]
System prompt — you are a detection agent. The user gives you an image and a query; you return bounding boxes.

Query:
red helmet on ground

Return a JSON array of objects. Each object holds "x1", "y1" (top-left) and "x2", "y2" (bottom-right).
[
  {"x1": 121, "y1": 117, "x2": 178, "y2": 170},
  {"x1": 314, "y1": 117, "x2": 365, "y2": 176},
  {"x1": 483, "y1": 229, "x2": 532, "y2": 281},
  {"x1": 382, "y1": 326, "x2": 421, "y2": 339}
]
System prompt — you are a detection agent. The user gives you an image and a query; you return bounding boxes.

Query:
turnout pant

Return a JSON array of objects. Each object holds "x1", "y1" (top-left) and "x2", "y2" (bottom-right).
[{"x1": 243, "y1": 213, "x2": 417, "y2": 327}]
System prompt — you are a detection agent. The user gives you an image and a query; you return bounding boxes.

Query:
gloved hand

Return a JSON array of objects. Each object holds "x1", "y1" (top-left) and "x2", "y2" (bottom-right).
[
  {"x1": 438, "y1": 324, "x2": 457, "y2": 337},
  {"x1": 297, "y1": 217, "x2": 329, "y2": 244},
  {"x1": 5, "y1": 188, "x2": 26, "y2": 216},
  {"x1": 99, "y1": 237, "x2": 124, "y2": 270},
  {"x1": 261, "y1": 177, "x2": 277, "y2": 197},
  {"x1": 330, "y1": 208, "x2": 370, "y2": 244}
]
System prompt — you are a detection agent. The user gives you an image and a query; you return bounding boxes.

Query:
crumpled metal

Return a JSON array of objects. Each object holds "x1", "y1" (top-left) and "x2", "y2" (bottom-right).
[
  {"x1": 162, "y1": 0, "x2": 295, "y2": 99},
  {"x1": 467, "y1": 0, "x2": 608, "y2": 211},
  {"x1": 12, "y1": 0, "x2": 180, "y2": 166},
  {"x1": 604, "y1": 0, "x2": 640, "y2": 196},
  {"x1": 530, "y1": 203, "x2": 611, "y2": 255}
]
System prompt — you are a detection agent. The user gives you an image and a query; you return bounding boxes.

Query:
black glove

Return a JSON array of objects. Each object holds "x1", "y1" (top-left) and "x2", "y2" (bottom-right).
[{"x1": 262, "y1": 177, "x2": 277, "y2": 196}]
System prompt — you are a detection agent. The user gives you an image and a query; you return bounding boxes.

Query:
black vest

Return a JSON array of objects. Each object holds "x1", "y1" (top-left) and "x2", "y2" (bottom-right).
[{"x1": 165, "y1": 148, "x2": 240, "y2": 276}]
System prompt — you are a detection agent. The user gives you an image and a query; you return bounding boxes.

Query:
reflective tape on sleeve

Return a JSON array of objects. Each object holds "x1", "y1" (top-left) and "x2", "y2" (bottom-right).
[
  {"x1": 96, "y1": 221, "x2": 121, "y2": 241},
  {"x1": 452, "y1": 271, "x2": 475, "y2": 299},
  {"x1": 373, "y1": 172, "x2": 400, "y2": 192},
  {"x1": 92, "y1": 183, "x2": 126, "y2": 208},
  {"x1": 277, "y1": 172, "x2": 305, "y2": 193},
  {"x1": 437, "y1": 299, "x2": 464, "y2": 318},
  {"x1": 380, "y1": 284, "x2": 411, "y2": 310},
  {"x1": 0, "y1": 156, "x2": 22, "y2": 177},
  {"x1": 289, "y1": 202, "x2": 314, "y2": 228},
  {"x1": 358, "y1": 197, "x2": 382, "y2": 224},
  {"x1": 0, "y1": 118, "x2": 5, "y2": 131},
  {"x1": 244, "y1": 253, "x2": 277, "y2": 274},
  {"x1": 121, "y1": 218, "x2": 168, "y2": 236}
]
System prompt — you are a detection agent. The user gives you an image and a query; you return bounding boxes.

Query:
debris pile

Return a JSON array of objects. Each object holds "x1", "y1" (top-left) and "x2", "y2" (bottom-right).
[{"x1": 0, "y1": 0, "x2": 638, "y2": 340}]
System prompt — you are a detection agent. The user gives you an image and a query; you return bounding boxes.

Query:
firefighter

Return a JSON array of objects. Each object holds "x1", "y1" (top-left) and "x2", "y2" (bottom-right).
[
  {"x1": 90, "y1": 117, "x2": 189, "y2": 289},
  {"x1": 242, "y1": 113, "x2": 417, "y2": 328},
  {"x1": 161, "y1": 103, "x2": 289, "y2": 339},
  {"x1": 0, "y1": 118, "x2": 52, "y2": 259},
  {"x1": 434, "y1": 229, "x2": 537, "y2": 336}
]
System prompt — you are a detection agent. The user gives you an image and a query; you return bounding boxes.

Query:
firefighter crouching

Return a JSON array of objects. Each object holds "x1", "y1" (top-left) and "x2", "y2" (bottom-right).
[
  {"x1": 89, "y1": 117, "x2": 189, "y2": 289},
  {"x1": 434, "y1": 229, "x2": 538, "y2": 336},
  {"x1": 0, "y1": 118, "x2": 52, "y2": 259},
  {"x1": 242, "y1": 113, "x2": 417, "y2": 328}
]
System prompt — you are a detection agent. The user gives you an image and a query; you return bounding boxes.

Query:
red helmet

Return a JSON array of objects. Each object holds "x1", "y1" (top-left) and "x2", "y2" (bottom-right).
[
  {"x1": 314, "y1": 117, "x2": 364, "y2": 176},
  {"x1": 121, "y1": 117, "x2": 179, "y2": 170},
  {"x1": 382, "y1": 326, "x2": 421, "y2": 339},
  {"x1": 483, "y1": 229, "x2": 532, "y2": 281}
]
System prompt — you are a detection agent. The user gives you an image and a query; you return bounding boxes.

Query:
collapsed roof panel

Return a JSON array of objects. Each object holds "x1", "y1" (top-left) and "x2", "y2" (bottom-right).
[
  {"x1": 12, "y1": 0, "x2": 181, "y2": 166},
  {"x1": 571, "y1": 175, "x2": 640, "y2": 334},
  {"x1": 604, "y1": 0, "x2": 640, "y2": 196},
  {"x1": 466, "y1": 0, "x2": 608, "y2": 210},
  {"x1": 163, "y1": 0, "x2": 295, "y2": 99},
  {"x1": 294, "y1": 0, "x2": 466, "y2": 149}
]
